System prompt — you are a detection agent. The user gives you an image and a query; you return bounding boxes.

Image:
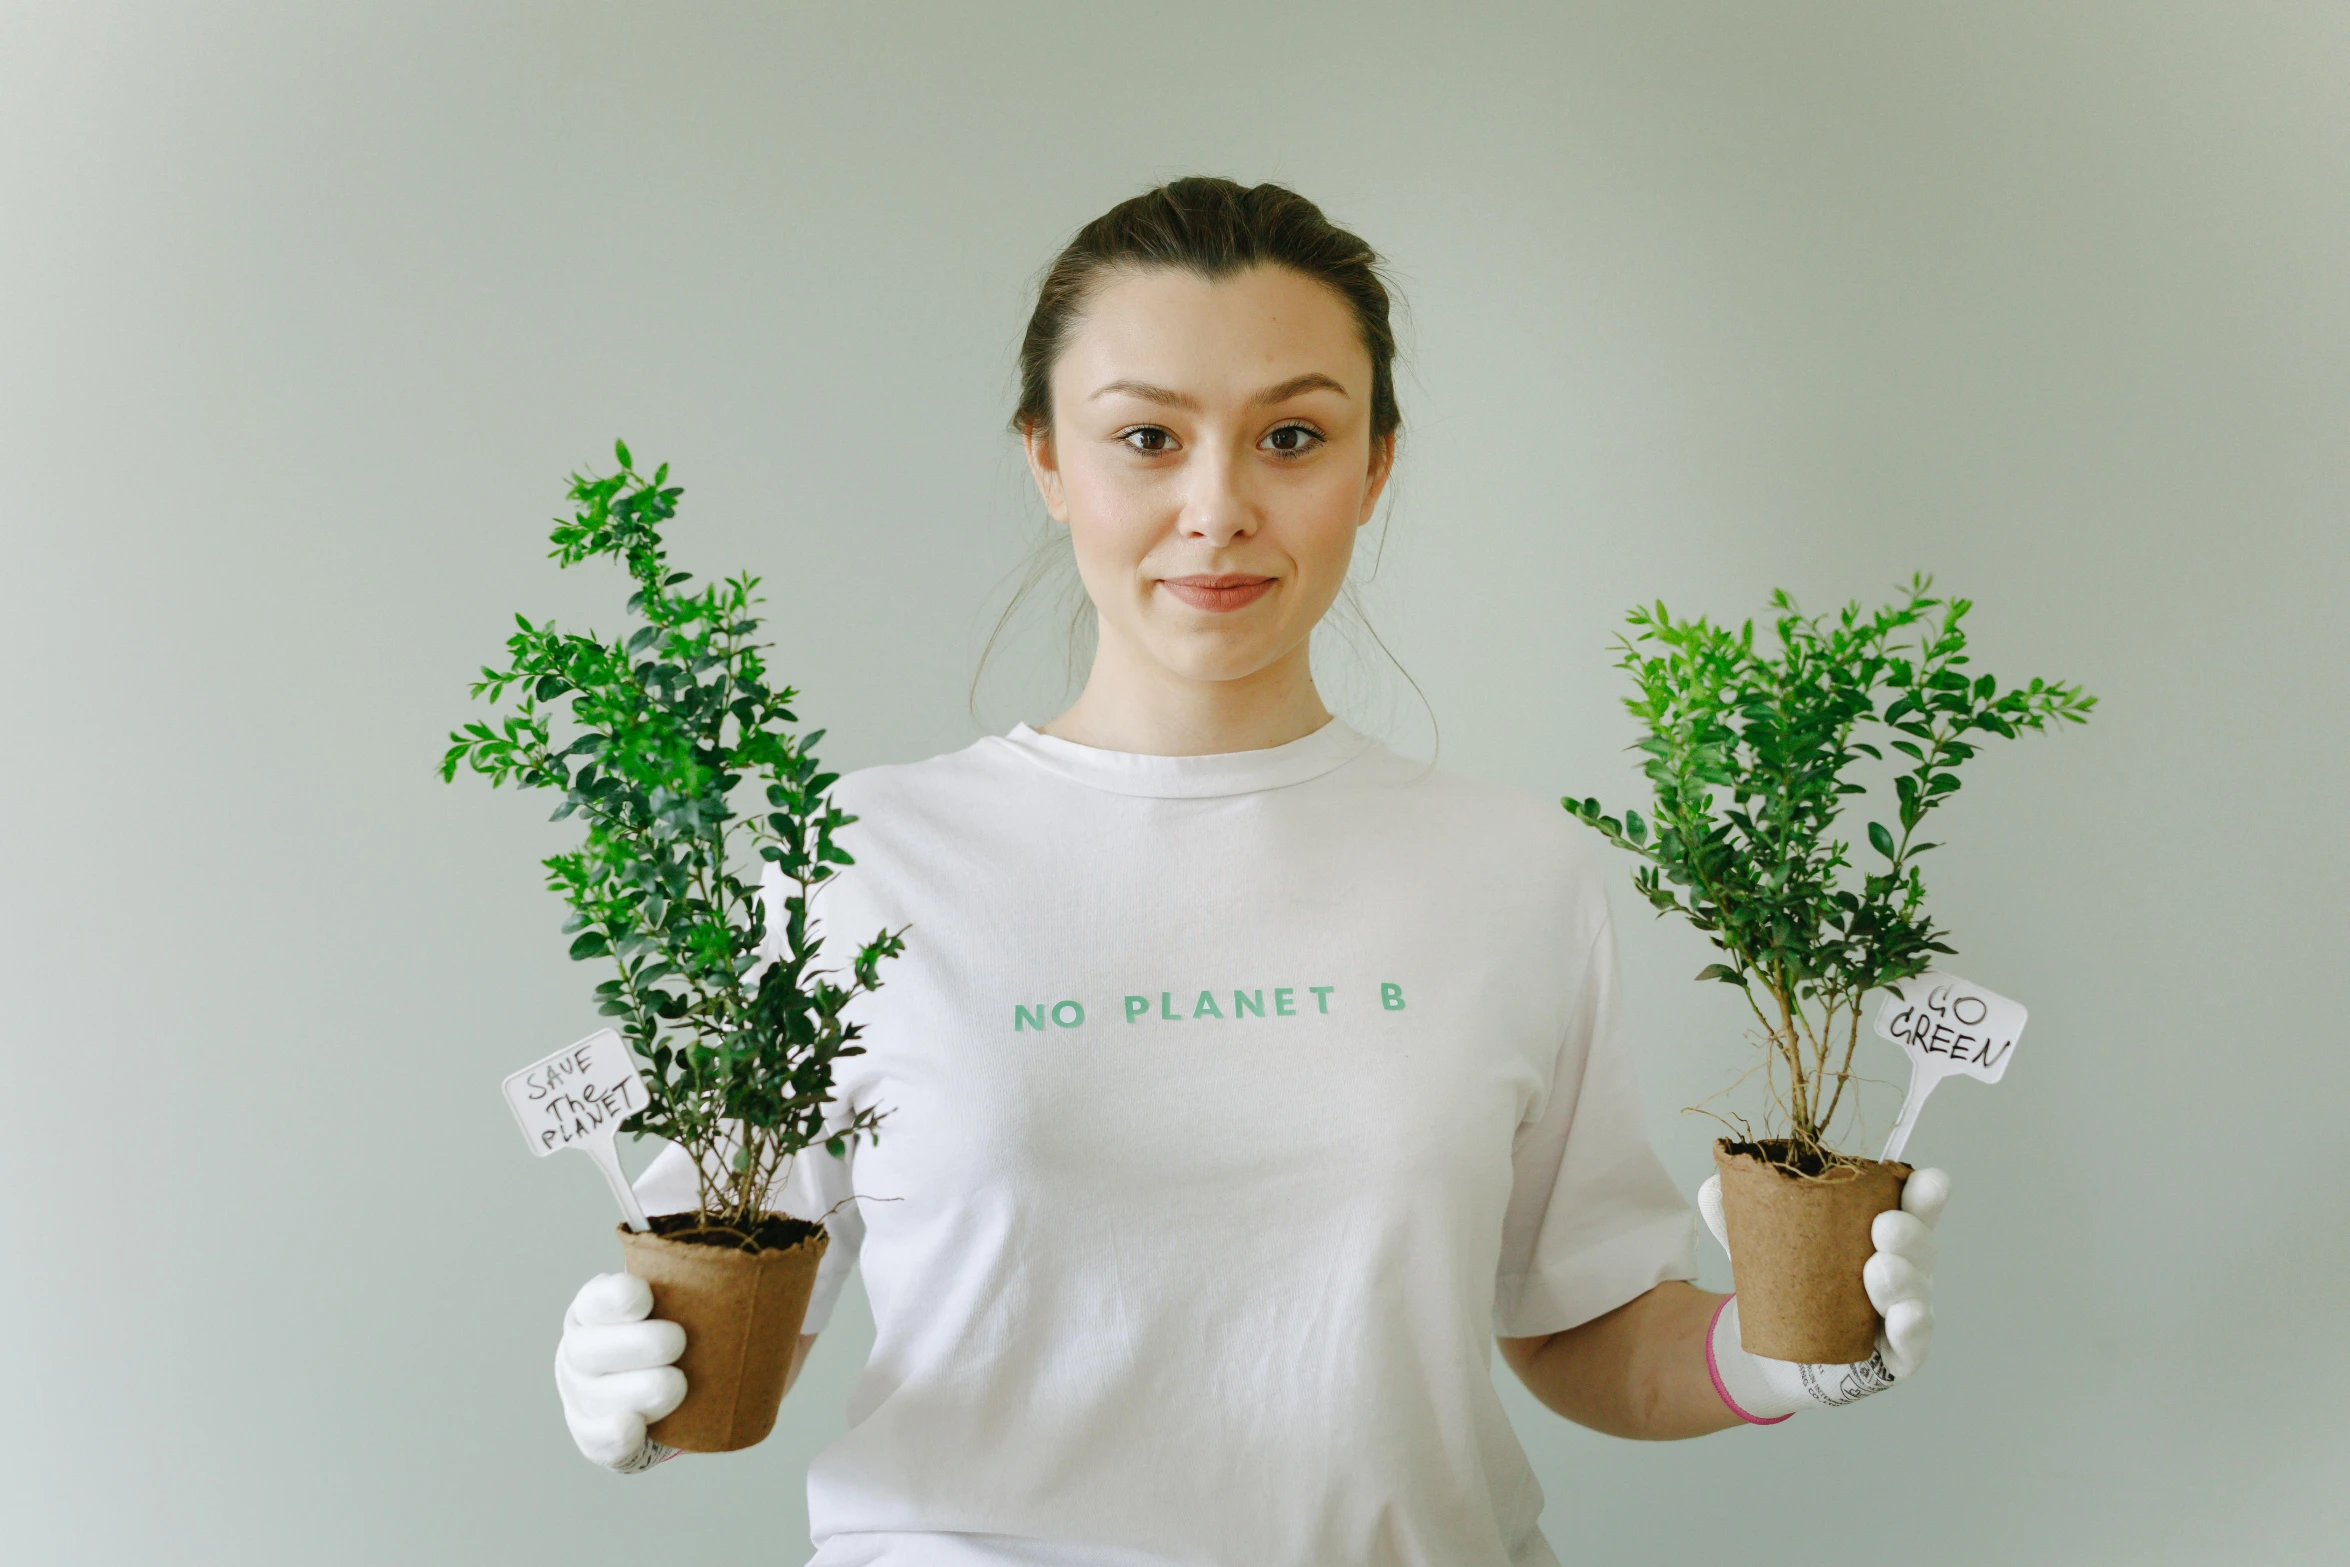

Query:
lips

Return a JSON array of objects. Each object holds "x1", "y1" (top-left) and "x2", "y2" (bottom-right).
[{"x1": 1160, "y1": 574, "x2": 1276, "y2": 613}]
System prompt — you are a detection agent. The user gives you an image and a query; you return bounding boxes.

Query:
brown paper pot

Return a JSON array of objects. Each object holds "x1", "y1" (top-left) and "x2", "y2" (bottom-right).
[
  {"x1": 1713, "y1": 1139, "x2": 1911, "y2": 1364},
  {"x1": 616, "y1": 1214, "x2": 829, "y2": 1453}
]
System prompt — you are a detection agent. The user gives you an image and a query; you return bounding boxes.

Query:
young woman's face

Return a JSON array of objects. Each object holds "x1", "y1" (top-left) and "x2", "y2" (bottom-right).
[{"x1": 1025, "y1": 264, "x2": 1395, "y2": 689}]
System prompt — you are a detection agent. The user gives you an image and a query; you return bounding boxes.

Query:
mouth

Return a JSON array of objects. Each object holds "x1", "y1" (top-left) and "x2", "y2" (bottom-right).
[{"x1": 1159, "y1": 574, "x2": 1276, "y2": 613}]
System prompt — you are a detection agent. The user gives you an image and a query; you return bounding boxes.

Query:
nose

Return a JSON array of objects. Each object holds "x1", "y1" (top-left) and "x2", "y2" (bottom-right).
[{"x1": 1178, "y1": 442, "x2": 1257, "y2": 547}]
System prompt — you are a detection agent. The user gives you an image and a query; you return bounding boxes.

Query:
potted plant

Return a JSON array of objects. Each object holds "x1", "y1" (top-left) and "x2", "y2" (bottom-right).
[
  {"x1": 444, "y1": 442, "x2": 904, "y2": 1450},
  {"x1": 1567, "y1": 576, "x2": 2092, "y2": 1361}
]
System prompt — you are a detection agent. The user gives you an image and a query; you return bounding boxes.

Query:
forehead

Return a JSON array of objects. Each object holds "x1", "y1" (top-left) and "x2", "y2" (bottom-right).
[{"x1": 1053, "y1": 264, "x2": 1369, "y2": 398}]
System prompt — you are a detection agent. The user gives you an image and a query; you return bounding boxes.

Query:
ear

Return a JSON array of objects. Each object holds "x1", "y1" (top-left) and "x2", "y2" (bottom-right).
[
  {"x1": 1356, "y1": 430, "x2": 1397, "y2": 528},
  {"x1": 1023, "y1": 424, "x2": 1070, "y2": 524}
]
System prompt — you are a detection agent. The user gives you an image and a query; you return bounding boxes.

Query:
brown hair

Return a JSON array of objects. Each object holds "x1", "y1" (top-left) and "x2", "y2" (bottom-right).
[{"x1": 1009, "y1": 176, "x2": 1403, "y2": 444}]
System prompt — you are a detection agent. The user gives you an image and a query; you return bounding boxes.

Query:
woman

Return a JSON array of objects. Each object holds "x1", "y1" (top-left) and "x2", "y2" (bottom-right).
[{"x1": 551, "y1": 177, "x2": 1948, "y2": 1566}]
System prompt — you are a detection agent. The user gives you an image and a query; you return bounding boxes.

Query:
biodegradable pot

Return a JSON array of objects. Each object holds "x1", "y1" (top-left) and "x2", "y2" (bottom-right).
[
  {"x1": 1712, "y1": 1139, "x2": 1911, "y2": 1364},
  {"x1": 617, "y1": 1213, "x2": 829, "y2": 1452}
]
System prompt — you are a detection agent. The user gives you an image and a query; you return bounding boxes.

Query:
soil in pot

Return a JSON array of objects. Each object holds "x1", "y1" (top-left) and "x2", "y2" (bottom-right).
[
  {"x1": 617, "y1": 1211, "x2": 829, "y2": 1452},
  {"x1": 1713, "y1": 1138, "x2": 1911, "y2": 1364}
]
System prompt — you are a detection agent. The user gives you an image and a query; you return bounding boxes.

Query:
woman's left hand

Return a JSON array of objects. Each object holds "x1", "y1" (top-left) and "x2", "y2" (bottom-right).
[{"x1": 1695, "y1": 1167, "x2": 1950, "y2": 1423}]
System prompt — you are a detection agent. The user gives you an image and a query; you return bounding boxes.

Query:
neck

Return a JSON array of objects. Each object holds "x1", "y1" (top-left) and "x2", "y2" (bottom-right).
[{"x1": 1040, "y1": 632, "x2": 1331, "y2": 757}]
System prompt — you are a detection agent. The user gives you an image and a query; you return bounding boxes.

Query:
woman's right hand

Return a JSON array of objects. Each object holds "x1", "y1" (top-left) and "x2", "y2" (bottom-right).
[{"x1": 554, "y1": 1272, "x2": 687, "y2": 1472}]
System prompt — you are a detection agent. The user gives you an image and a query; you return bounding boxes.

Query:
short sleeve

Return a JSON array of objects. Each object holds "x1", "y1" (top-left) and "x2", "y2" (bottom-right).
[
  {"x1": 1492, "y1": 910, "x2": 1698, "y2": 1338},
  {"x1": 630, "y1": 1135, "x2": 865, "y2": 1336}
]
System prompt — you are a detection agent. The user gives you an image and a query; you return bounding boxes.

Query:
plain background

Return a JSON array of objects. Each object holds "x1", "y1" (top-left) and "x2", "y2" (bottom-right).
[{"x1": 3, "y1": 4, "x2": 2343, "y2": 1563}]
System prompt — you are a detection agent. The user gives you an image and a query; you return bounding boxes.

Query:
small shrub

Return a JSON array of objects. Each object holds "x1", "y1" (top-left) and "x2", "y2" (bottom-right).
[
  {"x1": 1568, "y1": 575, "x2": 2093, "y2": 1169},
  {"x1": 444, "y1": 443, "x2": 903, "y2": 1238}
]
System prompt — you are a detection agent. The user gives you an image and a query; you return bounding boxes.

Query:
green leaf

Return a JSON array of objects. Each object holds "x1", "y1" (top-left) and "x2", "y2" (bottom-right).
[
  {"x1": 1869, "y1": 821, "x2": 1897, "y2": 859},
  {"x1": 614, "y1": 438, "x2": 633, "y2": 468}
]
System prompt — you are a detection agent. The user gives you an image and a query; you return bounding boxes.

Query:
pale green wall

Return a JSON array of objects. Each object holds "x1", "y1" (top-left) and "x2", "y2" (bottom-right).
[{"x1": 3, "y1": 4, "x2": 2343, "y2": 1563}]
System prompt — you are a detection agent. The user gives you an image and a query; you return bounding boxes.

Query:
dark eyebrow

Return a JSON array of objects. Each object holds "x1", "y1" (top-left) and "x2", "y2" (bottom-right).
[{"x1": 1087, "y1": 372, "x2": 1351, "y2": 408}]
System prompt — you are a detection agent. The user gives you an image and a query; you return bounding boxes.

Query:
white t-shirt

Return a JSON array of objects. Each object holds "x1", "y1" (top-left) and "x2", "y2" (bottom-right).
[{"x1": 635, "y1": 718, "x2": 1696, "y2": 1566}]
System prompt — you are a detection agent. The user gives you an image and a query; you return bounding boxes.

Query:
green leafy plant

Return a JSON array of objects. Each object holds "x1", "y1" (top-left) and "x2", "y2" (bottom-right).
[
  {"x1": 443, "y1": 442, "x2": 903, "y2": 1239},
  {"x1": 1567, "y1": 575, "x2": 2093, "y2": 1171}
]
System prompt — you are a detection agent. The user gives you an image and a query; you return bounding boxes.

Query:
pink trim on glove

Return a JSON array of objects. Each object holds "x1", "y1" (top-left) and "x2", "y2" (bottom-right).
[{"x1": 1706, "y1": 1295, "x2": 1792, "y2": 1426}]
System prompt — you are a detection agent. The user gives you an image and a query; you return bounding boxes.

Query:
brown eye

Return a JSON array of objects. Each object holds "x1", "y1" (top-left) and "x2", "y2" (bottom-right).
[
  {"x1": 1262, "y1": 423, "x2": 1323, "y2": 457},
  {"x1": 1121, "y1": 426, "x2": 1176, "y2": 454}
]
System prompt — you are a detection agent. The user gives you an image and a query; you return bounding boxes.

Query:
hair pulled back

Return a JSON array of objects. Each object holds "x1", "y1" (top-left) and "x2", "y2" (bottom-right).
[{"x1": 1010, "y1": 176, "x2": 1403, "y2": 444}]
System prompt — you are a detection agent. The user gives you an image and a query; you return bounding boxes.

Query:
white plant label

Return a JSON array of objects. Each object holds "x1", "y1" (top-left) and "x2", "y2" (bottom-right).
[
  {"x1": 1874, "y1": 972, "x2": 2029, "y2": 1163},
  {"x1": 501, "y1": 1027, "x2": 652, "y2": 1232}
]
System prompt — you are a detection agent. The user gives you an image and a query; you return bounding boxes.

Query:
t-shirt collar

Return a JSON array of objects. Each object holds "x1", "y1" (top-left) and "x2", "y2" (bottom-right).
[{"x1": 998, "y1": 716, "x2": 1374, "y2": 799}]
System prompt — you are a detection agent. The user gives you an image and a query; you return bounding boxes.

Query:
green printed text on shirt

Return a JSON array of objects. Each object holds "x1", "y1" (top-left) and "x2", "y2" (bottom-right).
[{"x1": 1012, "y1": 982, "x2": 1406, "y2": 1032}]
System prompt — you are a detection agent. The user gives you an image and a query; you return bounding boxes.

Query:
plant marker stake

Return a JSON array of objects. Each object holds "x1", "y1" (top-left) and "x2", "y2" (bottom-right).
[
  {"x1": 1874, "y1": 972, "x2": 2028, "y2": 1163},
  {"x1": 502, "y1": 1027, "x2": 654, "y2": 1232}
]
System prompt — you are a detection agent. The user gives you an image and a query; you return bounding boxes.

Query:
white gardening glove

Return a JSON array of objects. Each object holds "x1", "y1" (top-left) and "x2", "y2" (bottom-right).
[
  {"x1": 1696, "y1": 1167, "x2": 1950, "y2": 1422},
  {"x1": 555, "y1": 1272, "x2": 688, "y2": 1472}
]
